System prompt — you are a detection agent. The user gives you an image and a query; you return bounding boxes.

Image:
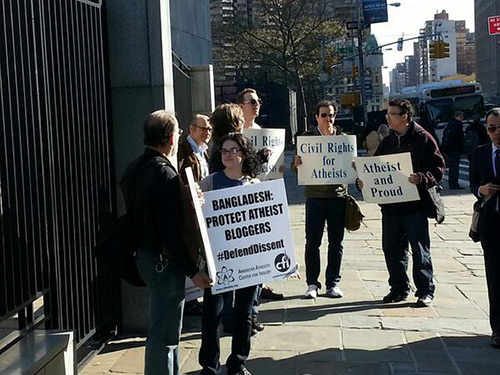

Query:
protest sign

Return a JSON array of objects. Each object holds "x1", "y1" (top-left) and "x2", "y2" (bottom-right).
[
  {"x1": 354, "y1": 153, "x2": 420, "y2": 204},
  {"x1": 297, "y1": 135, "x2": 357, "y2": 185},
  {"x1": 202, "y1": 179, "x2": 297, "y2": 294},
  {"x1": 185, "y1": 278, "x2": 203, "y2": 302},
  {"x1": 243, "y1": 128, "x2": 286, "y2": 181},
  {"x1": 184, "y1": 168, "x2": 217, "y2": 279}
]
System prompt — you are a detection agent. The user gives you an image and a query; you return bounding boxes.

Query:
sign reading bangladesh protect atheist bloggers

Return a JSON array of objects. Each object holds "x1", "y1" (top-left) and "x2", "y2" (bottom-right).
[
  {"x1": 297, "y1": 135, "x2": 357, "y2": 185},
  {"x1": 202, "y1": 179, "x2": 297, "y2": 294}
]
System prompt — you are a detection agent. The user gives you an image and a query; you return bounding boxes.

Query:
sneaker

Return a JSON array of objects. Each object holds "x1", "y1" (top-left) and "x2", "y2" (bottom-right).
[
  {"x1": 325, "y1": 286, "x2": 344, "y2": 298},
  {"x1": 416, "y1": 295, "x2": 433, "y2": 308},
  {"x1": 260, "y1": 285, "x2": 284, "y2": 300},
  {"x1": 252, "y1": 315, "x2": 265, "y2": 332},
  {"x1": 382, "y1": 291, "x2": 408, "y2": 303},
  {"x1": 302, "y1": 285, "x2": 318, "y2": 299}
]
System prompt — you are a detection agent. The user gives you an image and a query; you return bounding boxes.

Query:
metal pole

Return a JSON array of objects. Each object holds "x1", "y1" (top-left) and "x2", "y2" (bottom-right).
[{"x1": 357, "y1": 0, "x2": 367, "y2": 125}]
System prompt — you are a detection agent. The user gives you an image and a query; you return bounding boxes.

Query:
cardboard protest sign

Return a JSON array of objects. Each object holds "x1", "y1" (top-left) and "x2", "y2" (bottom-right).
[
  {"x1": 184, "y1": 168, "x2": 217, "y2": 279},
  {"x1": 354, "y1": 153, "x2": 420, "y2": 204},
  {"x1": 185, "y1": 278, "x2": 203, "y2": 302},
  {"x1": 202, "y1": 179, "x2": 297, "y2": 294},
  {"x1": 297, "y1": 135, "x2": 357, "y2": 185},
  {"x1": 243, "y1": 128, "x2": 286, "y2": 181}
]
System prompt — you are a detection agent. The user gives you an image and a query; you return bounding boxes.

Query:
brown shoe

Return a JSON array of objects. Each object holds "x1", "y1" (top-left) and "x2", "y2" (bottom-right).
[
  {"x1": 491, "y1": 332, "x2": 500, "y2": 348},
  {"x1": 260, "y1": 286, "x2": 284, "y2": 300}
]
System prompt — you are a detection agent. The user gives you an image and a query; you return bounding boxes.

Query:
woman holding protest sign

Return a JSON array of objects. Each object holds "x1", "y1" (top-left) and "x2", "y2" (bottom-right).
[{"x1": 199, "y1": 133, "x2": 260, "y2": 375}]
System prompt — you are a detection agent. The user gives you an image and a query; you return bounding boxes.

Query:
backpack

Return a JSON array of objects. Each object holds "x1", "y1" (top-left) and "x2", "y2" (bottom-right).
[{"x1": 463, "y1": 128, "x2": 479, "y2": 155}]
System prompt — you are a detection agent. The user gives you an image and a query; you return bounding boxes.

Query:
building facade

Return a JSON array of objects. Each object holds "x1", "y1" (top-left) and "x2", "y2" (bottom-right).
[{"x1": 475, "y1": 0, "x2": 500, "y2": 103}]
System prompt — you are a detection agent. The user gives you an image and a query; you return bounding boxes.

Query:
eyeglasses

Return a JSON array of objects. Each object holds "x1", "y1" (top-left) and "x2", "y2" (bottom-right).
[
  {"x1": 194, "y1": 125, "x2": 212, "y2": 133},
  {"x1": 221, "y1": 147, "x2": 242, "y2": 155},
  {"x1": 387, "y1": 112, "x2": 404, "y2": 117},
  {"x1": 320, "y1": 113, "x2": 335, "y2": 118},
  {"x1": 242, "y1": 98, "x2": 263, "y2": 106},
  {"x1": 487, "y1": 125, "x2": 500, "y2": 133}
]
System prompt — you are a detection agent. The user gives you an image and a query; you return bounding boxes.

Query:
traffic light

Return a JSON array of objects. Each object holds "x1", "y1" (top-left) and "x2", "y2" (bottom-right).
[
  {"x1": 397, "y1": 37, "x2": 403, "y2": 51},
  {"x1": 429, "y1": 42, "x2": 438, "y2": 60},
  {"x1": 352, "y1": 65, "x2": 358, "y2": 79}
]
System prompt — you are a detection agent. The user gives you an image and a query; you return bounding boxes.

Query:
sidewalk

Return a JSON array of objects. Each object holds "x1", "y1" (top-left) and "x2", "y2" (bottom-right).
[{"x1": 82, "y1": 152, "x2": 498, "y2": 375}]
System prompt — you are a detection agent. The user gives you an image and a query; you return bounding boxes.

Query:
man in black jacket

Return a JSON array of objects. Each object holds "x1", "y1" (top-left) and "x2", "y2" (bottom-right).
[
  {"x1": 469, "y1": 108, "x2": 500, "y2": 348},
  {"x1": 443, "y1": 111, "x2": 465, "y2": 189},
  {"x1": 121, "y1": 110, "x2": 212, "y2": 375},
  {"x1": 359, "y1": 99, "x2": 445, "y2": 308}
]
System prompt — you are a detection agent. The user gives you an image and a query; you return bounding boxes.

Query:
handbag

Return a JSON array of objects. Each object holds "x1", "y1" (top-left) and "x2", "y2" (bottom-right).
[
  {"x1": 469, "y1": 195, "x2": 491, "y2": 243},
  {"x1": 422, "y1": 172, "x2": 445, "y2": 224},
  {"x1": 345, "y1": 195, "x2": 364, "y2": 231}
]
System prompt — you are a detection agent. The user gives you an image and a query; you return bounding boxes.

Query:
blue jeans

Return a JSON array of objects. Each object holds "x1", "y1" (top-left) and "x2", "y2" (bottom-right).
[
  {"x1": 135, "y1": 251, "x2": 185, "y2": 375},
  {"x1": 382, "y1": 211, "x2": 435, "y2": 297},
  {"x1": 199, "y1": 285, "x2": 258, "y2": 375},
  {"x1": 305, "y1": 197, "x2": 346, "y2": 289}
]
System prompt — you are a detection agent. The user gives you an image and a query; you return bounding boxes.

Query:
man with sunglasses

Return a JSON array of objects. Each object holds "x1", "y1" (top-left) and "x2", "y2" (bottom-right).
[
  {"x1": 469, "y1": 108, "x2": 500, "y2": 348},
  {"x1": 236, "y1": 88, "x2": 263, "y2": 129},
  {"x1": 360, "y1": 99, "x2": 445, "y2": 308},
  {"x1": 292, "y1": 100, "x2": 347, "y2": 299}
]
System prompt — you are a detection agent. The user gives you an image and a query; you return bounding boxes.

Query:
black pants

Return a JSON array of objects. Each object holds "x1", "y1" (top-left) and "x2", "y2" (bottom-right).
[
  {"x1": 382, "y1": 210, "x2": 435, "y2": 297},
  {"x1": 447, "y1": 151, "x2": 461, "y2": 188},
  {"x1": 481, "y1": 211, "x2": 500, "y2": 333},
  {"x1": 199, "y1": 285, "x2": 258, "y2": 375}
]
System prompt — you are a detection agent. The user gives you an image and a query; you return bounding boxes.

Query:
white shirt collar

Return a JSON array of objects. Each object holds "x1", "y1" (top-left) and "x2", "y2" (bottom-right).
[{"x1": 187, "y1": 135, "x2": 208, "y2": 154}]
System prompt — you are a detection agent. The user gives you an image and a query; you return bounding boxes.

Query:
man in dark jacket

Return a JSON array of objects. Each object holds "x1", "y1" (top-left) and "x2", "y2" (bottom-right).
[
  {"x1": 443, "y1": 111, "x2": 465, "y2": 189},
  {"x1": 359, "y1": 99, "x2": 445, "y2": 308},
  {"x1": 292, "y1": 100, "x2": 347, "y2": 300},
  {"x1": 178, "y1": 114, "x2": 211, "y2": 184},
  {"x1": 121, "y1": 110, "x2": 212, "y2": 375},
  {"x1": 469, "y1": 108, "x2": 500, "y2": 348}
]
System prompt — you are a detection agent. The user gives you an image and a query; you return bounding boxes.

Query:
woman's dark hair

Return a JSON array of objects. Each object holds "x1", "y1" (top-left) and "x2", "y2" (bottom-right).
[{"x1": 220, "y1": 133, "x2": 260, "y2": 178}]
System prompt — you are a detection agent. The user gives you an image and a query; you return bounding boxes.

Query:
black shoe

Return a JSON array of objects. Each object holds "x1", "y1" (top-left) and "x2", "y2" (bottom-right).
[
  {"x1": 382, "y1": 291, "x2": 408, "y2": 303},
  {"x1": 231, "y1": 368, "x2": 253, "y2": 375},
  {"x1": 251, "y1": 327, "x2": 258, "y2": 336},
  {"x1": 260, "y1": 286, "x2": 284, "y2": 300},
  {"x1": 252, "y1": 315, "x2": 265, "y2": 332},
  {"x1": 416, "y1": 295, "x2": 433, "y2": 307}
]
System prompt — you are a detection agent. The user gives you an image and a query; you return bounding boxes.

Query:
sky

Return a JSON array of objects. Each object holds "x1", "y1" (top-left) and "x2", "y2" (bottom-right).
[{"x1": 370, "y1": 0, "x2": 475, "y2": 85}]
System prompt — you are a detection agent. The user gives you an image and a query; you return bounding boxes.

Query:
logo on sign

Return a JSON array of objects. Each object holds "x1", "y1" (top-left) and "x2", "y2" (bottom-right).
[
  {"x1": 216, "y1": 266, "x2": 235, "y2": 286},
  {"x1": 274, "y1": 253, "x2": 291, "y2": 273}
]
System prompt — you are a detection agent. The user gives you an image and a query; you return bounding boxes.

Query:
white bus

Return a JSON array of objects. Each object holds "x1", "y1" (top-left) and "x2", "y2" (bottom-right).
[{"x1": 397, "y1": 81, "x2": 485, "y2": 131}]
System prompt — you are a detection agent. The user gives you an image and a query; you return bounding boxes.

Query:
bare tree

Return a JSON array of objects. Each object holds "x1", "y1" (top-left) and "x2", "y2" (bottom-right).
[{"x1": 212, "y1": 0, "x2": 347, "y2": 129}]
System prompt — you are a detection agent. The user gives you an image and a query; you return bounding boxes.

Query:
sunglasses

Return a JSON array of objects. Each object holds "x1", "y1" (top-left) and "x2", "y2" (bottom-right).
[
  {"x1": 221, "y1": 147, "x2": 242, "y2": 155},
  {"x1": 242, "y1": 99, "x2": 263, "y2": 106},
  {"x1": 320, "y1": 113, "x2": 335, "y2": 118},
  {"x1": 487, "y1": 125, "x2": 500, "y2": 133}
]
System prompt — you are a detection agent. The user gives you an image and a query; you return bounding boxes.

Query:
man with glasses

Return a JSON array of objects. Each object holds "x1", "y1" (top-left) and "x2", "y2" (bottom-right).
[
  {"x1": 292, "y1": 100, "x2": 347, "y2": 299},
  {"x1": 360, "y1": 99, "x2": 445, "y2": 308},
  {"x1": 178, "y1": 114, "x2": 212, "y2": 184},
  {"x1": 236, "y1": 88, "x2": 263, "y2": 129},
  {"x1": 469, "y1": 108, "x2": 500, "y2": 348}
]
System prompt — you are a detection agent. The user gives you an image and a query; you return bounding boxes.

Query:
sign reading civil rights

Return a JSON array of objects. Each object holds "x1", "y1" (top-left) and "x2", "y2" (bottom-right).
[
  {"x1": 202, "y1": 179, "x2": 297, "y2": 294},
  {"x1": 297, "y1": 135, "x2": 357, "y2": 185},
  {"x1": 354, "y1": 153, "x2": 420, "y2": 204},
  {"x1": 243, "y1": 128, "x2": 285, "y2": 181}
]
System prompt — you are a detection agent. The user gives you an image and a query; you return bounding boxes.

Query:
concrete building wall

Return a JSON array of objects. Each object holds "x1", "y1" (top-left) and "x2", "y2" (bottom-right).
[
  {"x1": 475, "y1": 0, "x2": 500, "y2": 102},
  {"x1": 170, "y1": 0, "x2": 212, "y2": 65}
]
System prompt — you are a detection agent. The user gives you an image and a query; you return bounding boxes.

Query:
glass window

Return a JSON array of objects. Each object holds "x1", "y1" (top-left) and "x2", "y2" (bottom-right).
[
  {"x1": 454, "y1": 95, "x2": 485, "y2": 118},
  {"x1": 425, "y1": 99, "x2": 454, "y2": 123}
]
